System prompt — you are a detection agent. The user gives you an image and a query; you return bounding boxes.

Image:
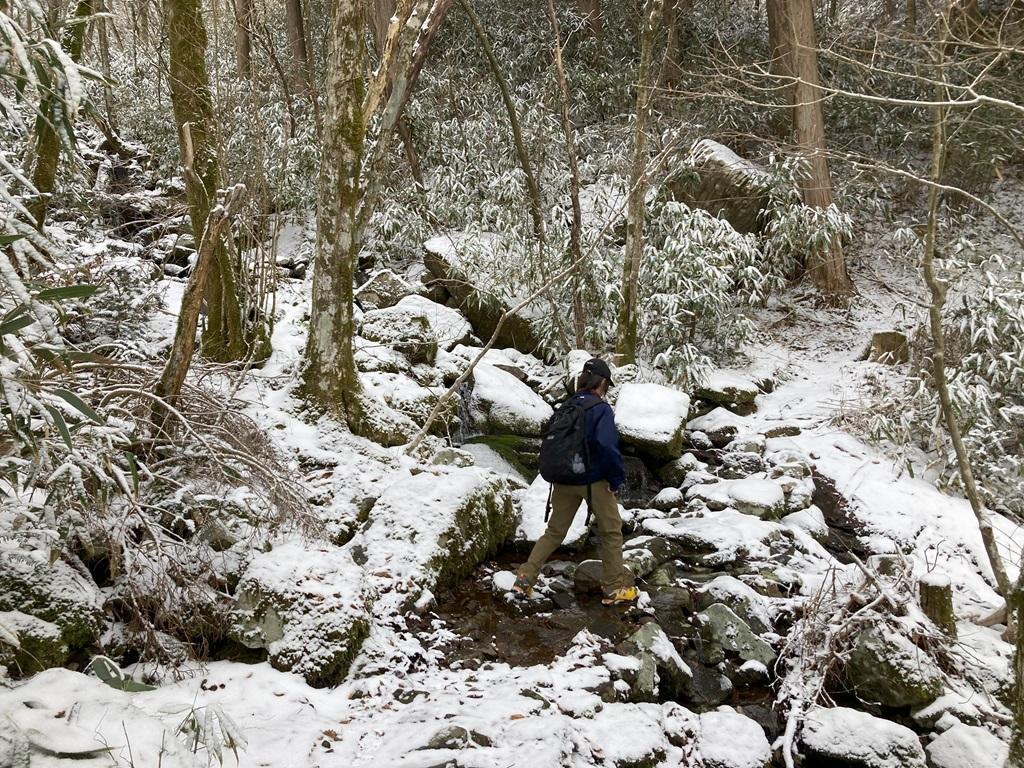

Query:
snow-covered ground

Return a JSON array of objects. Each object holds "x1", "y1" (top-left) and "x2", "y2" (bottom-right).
[{"x1": 1, "y1": 233, "x2": 1019, "y2": 768}]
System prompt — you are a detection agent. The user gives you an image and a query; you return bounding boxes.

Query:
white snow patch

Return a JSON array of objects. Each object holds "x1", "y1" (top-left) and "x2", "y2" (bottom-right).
[{"x1": 698, "y1": 708, "x2": 772, "y2": 768}]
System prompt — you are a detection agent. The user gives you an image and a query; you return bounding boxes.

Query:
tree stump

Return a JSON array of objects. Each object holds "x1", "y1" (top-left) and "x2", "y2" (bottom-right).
[{"x1": 919, "y1": 573, "x2": 957, "y2": 639}]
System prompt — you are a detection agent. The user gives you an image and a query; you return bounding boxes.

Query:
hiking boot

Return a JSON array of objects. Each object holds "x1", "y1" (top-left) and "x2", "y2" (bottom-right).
[
  {"x1": 602, "y1": 586, "x2": 639, "y2": 605},
  {"x1": 511, "y1": 573, "x2": 533, "y2": 599}
]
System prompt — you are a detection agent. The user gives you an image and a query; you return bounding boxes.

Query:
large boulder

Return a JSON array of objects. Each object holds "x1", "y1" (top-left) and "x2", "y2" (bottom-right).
[
  {"x1": 0, "y1": 611, "x2": 68, "y2": 676},
  {"x1": 423, "y1": 234, "x2": 545, "y2": 354},
  {"x1": 615, "y1": 382, "x2": 691, "y2": 460},
  {"x1": 470, "y1": 362, "x2": 552, "y2": 437},
  {"x1": 231, "y1": 540, "x2": 371, "y2": 688},
  {"x1": 687, "y1": 407, "x2": 749, "y2": 448},
  {"x1": 361, "y1": 371, "x2": 454, "y2": 433},
  {"x1": 0, "y1": 553, "x2": 103, "y2": 648},
  {"x1": 360, "y1": 466, "x2": 517, "y2": 597},
  {"x1": 661, "y1": 140, "x2": 770, "y2": 235},
  {"x1": 846, "y1": 627, "x2": 943, "y2": 708},
  {"x1": 925, "y1": 723, "x2": 1007, "y2": 768},
  {"x1": 516, "y1": 475, "x2": 589, "y2": 549},
  {"x1": 800, "y1": 707, "x2": 926, "y2": 768},
  {"x1": 698, "y1": 709, "x2": 772, "y2": 768}
]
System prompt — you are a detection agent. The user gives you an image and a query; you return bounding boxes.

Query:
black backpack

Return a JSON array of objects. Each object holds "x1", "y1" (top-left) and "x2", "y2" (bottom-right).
[
  {"x1": 539, "y1": 397, "x2": 603, "y2": 486},
  {"x1": 538, "y1": 396, "x2": 604, "y2": 524}
]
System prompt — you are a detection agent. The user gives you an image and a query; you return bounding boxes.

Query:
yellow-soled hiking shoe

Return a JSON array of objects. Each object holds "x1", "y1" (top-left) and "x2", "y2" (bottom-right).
[
  {"x1": 602, "y1": 586, "x2": 639, "y2": 605},
  {"x1": 511, "y1": 573, "x2": 533, "y2": 599}
]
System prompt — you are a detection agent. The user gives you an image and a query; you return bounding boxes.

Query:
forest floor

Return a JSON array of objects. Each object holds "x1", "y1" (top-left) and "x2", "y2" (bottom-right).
[{"x1": 2, "y1": 216, "x2": 1019, "y2": 768}]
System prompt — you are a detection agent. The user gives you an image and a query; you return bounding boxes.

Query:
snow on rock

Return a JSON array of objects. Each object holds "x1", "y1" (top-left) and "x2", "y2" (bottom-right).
[
  {"x1": 800, "y1": 706, "x2": 927, "y2": 768},
  {"x1": 0, "y1": 553, "x2": 104, "y2": 649},
  {"x1": 697, "y1": 371, "x2": 761, "y2": 406},
  {"x1": 0, "y1": 668, "x2": 205, "y2": 767},
  {"x1": 462, "y1": 441, "x2": 528, "y2": 483},
  {"x1": 615, "y1": 382, "x2": 691, "y2": 459},
  {"x1": 470, "y1": 361, "x2": 552, "y2": 436},
  {"x1": 359, "y1": 466, "x2": 517, "y2": 606},
  {"x1": 618, "y1": 621, "x2": 692, "y2": 701},
  {"x1": 698, "y1": 708, "x2": 772, "y2": 768},
  {"x1": 696, "y1": 575, "x2": 773, "y2": 634},
  {"x1": 697, "y1": 604, "x2": 776, "y2": 667},
  {"x1": 361, "y1": 371, "x2": 450, "y2": 430},
  {"x1": 926, "y1": 723, "x2": 1007, "y2": 768},
  {"x1": 846, "y1": 626, "x2": 943, "y2": 708},
  {"x1": 687, "y1": 478, "x2": 786, "y2": 518},
  {"x1": 782, "y1": 504, "x2": 829, "y2": 541},
  {"x1": 516, "y1": 474, "x2": 589, "y2": 548},
  {"x1": 394, "y1": 294, "x2": 473, "y2": 351},
  {"x1": 354, "y1": 268, "x2": 414, "y2": 310},
  {"x1": 359, "y1": 305, "x2": 438, "y2": 365},
  {"x1": 687, "y1": 407, "x2": 750, "y2": 447},
  {"x1": 231, "y1": 540, "x2": 370, "y2": 688},
  {"x1": 643, "y1": 510, "x2": 791, "y2": 568},
  {"x1": 0, "y1": 610, "x2": 67, "y2": 676}
]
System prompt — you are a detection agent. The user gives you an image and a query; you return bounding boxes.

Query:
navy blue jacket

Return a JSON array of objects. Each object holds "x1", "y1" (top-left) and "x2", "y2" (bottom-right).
[{"x1": 570, "y1": 391, "x2": 625, "y2": 492}]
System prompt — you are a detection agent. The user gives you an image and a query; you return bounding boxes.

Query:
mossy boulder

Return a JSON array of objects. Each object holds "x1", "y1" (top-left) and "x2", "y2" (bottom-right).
[
  {"x1": 423, "y1": 235, "x2": 546, "y2": 355},
  {"x1": 846, "y1": 627, "x2": 942, "y2": 708},
  {"x1": 230, "y1": 540, "x2": 371, "y2": 688},
  {"x1": 0, "y1": 553, "x2": 103, "y2": 649},
  {"x1": 0, "y1": 611, "x2": 68, "y2": 676},
  {"x1": 464, "y1": 434, "x2": 540, "y2": 479},
  {"x1": 360, "y1": 466, "x2": 517, "y2": 600}
]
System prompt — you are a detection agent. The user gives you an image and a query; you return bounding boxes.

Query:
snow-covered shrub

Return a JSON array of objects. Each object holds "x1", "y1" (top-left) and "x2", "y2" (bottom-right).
[
  {"x1": 911, "y1": 260, "x2": 1024, "y2": 515},
  {"x1": 761, "y1": 156, "x2": 855, "y2": 281}
]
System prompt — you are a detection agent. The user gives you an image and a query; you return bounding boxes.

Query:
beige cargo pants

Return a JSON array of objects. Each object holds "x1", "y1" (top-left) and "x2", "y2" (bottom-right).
[{"x1": 519, "y1": 481, "x2": 634, "y2": 592}]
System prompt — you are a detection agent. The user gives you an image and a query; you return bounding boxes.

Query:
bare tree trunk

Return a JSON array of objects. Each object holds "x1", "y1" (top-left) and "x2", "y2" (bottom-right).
[
  {"x1": 546, "y1": 0, "x2": 586, "y2": 347},
  {"x1": 615, "y1": 0, "x2": 661, "y2": 364},
  {"x1": 284, "y1": 0, "x2": 312, "y2": 93},
  {"x1": 152, "y1": 185, "x2": 246, "y2": 435},
  {"x1": 166, "y1": 0, "x2": 248, "y2": 362},
  {"x1": 27, "y1": 0, "x2": 92, "y2": 229},
  {"x1": 766, "y1": 0, "x2": 794, "y2": 137},
  {"x1": 906, "y1": 0, "x2": 917, "y2": 30},
  {"x1": 784, "y1": 0, "x2": 853, "y2": 296},
  {"x1": 232, "y1": 0, "x2": 253, "y2": 78},
  {"x1": 302, "y1": 0, "x2": 366, "y2": 426}
]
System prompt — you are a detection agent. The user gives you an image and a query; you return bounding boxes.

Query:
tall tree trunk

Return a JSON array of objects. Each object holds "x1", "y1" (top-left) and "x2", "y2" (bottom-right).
[
  {"x1": 165, "y1": 0, "x2": 248, "y2": 362},
  {"x1": 546, "y1": 0, "x2": 586, "y2": 347},
  {"x1": 27, "y1": 0, "x2": 92, "y2": 229},
  {"x1": 233, "y1": 0, "x2": 253, "y2": 78},
  {"x1": 302, "y1": 0, "x2": 365, "y2": 425},
  {"x1": 284, "y1": 0, "x2": 312, "y2": 93},
  {"x1": 906, "y1": 0, "x2": 917, "y2": 30},
  {"x1": 615, "y1": 0, "x2": 661, "y2": 364},
  {"x1": 766, "y1": 0, "x2": 793, "y2": 137},
  {"x1": 783, "y1": 0, "x2": 853, "y2": 296},
  {"x1": 1011, "y1": 567, "x2": 1024, "y2": 764}
]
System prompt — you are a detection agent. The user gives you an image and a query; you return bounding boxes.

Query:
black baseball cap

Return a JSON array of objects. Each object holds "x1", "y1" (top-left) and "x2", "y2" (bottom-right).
[{"x1": 583, "y1": 357, "x2": 614, "y2": 386}]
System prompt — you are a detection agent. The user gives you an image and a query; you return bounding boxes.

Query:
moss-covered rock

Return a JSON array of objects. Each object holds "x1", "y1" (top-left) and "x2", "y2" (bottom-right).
[
  {"x1": 360, "y1": 466, "x2": 517, "y2": 600},
  {"x1": 846, "y1": 627, "x2": 943, "y2": 708},
  {"x1": 423, "y1": 236, "x2": 546, "y2": 355},
  {"x1": 230, "y1": 541, "x2": 371, "y2": 688},
  {"x1": 0, "y1": 553, "x2": 103, "y2": 649},
  {"x1": 0, "y1": 611, "x2": 68, "y2": 676},
  {"x1": 464, "y1": 434, "x2": 540, "y2": 479}
]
